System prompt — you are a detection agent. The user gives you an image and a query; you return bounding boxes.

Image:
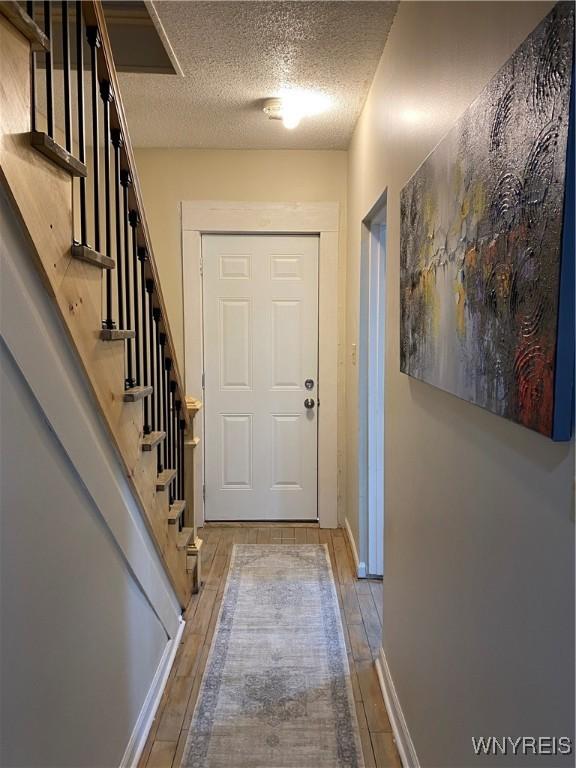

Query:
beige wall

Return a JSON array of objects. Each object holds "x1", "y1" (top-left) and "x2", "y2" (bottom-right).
[
  {"x1": 345, "y1": 2, "x2": 574, "y2": 766},
  {"x1": 135, "y1": 148, "x2": 348, "y2": 515}
]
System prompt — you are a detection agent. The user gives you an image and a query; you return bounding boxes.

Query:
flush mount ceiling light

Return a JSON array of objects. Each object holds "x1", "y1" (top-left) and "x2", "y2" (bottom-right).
[{"x1": 263, "y1": 90, "x2": 331, "y2": 130}]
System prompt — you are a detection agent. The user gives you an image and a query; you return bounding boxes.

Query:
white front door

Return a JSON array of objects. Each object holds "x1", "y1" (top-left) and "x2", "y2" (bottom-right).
[{"x1": 203, "y1": 234, "x2": 319, "y2": 521}]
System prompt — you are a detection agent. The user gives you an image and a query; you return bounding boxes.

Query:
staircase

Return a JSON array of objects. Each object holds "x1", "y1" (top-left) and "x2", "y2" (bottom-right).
[{"x1": 0, "y1": 0, "x2": 200, "y2": 607}]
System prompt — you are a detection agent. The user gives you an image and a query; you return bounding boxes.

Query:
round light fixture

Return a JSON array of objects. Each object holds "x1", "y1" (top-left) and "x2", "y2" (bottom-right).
[
  {"x1": 263, "y1": 91, "x2": 330, "y2": 130},
  {"x1": 263, "y1": 98, "x2": 284, "y2": 122}
]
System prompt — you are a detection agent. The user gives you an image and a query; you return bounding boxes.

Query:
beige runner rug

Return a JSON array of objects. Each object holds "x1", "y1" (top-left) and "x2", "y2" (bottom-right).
[{"x1": 182, "y1": 544, "x2": 365, "y2": 768}]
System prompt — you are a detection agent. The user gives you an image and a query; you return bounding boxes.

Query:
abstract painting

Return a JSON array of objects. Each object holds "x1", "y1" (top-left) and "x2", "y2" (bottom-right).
[{"x1": 400, "y1": 4, "x2": 574, "y2": 439}]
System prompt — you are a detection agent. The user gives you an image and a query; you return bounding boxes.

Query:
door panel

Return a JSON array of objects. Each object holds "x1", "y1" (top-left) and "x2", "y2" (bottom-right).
[
  {"x1": 219, "y1": 254, "x2": 251, "y2": 279},
  {"x1": 272, "y1": 300, "x2": 301, "y2": 388},
  {"x1": 219, "y1": 299, "x2": 252, "y2": 389},
  {"x1": 203, "y1": 234, "x2": 319, "y2": 521},
  {"x1": 271, "y1": 414, "x2": 302, "y2": 488},
  {"x1": 220, "y1": 414, "x2": 252, "y2": 488}
]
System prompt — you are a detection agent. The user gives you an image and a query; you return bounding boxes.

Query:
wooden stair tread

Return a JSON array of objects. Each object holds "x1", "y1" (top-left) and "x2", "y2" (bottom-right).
[
  {"x1": 176, "y1": 527, "x2": 194, "y2": 550},
  {"x1": 30, "y1": 131, "x2": 87, "y2": 177},
  {"x1": 0, "y1": 2, "x2": 49, "y2": 50},
  {"x1": 123, "y1": 385, "x2": 153, "y2": 402},
  {"x1": 156, "y1": 468, "x2": 176, "y2": 491},
  {"x1": 100, "y1": 328, "x2": 135, "y2": 341},
  {"x1": 167, "y1": 499, "x2": 186, "y2": 523},
  {"x1": 141, "y1": 431, "x2": 165, "y2": 451},
  {"x1": 71, "y1": 244, "x2": 114, "y2": 270}
]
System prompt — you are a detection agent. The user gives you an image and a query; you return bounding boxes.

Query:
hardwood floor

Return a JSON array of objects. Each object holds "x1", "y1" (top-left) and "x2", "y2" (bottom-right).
[{"x1": 138, "y1": 524, "x2": 401, "y2": 768}]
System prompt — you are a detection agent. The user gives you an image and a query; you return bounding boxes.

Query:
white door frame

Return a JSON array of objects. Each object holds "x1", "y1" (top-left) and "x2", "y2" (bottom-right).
[
  {"x1": 181, "y1": 201, "x2": 339, "y2": 530},
  {"x1": 358, "y1": 191, "x2": 387, "y2": 577}
]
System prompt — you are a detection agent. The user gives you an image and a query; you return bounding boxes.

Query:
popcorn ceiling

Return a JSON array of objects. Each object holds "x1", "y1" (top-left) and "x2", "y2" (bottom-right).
[{"x1": 118, "y1": 1, "x2": 397, "y2": 149}]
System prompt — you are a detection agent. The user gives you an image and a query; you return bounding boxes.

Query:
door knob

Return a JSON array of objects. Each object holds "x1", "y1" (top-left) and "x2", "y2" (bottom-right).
[{"x1": 304, "y1": 398, "x2": 315, "y2": 410}]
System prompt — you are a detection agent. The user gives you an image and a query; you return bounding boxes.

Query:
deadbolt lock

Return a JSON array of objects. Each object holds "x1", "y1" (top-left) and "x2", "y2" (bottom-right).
[{"x1": 305, "y1": 378, "x2": 314, "y2": 390}]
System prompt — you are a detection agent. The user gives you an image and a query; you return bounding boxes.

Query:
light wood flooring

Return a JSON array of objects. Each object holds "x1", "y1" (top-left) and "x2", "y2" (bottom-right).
[{"x1": 138, "y1": 524, "x2": 401, "y2": 768}]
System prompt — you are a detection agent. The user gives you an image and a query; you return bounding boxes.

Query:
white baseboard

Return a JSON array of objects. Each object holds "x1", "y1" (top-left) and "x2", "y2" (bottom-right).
[
  {"x1": 343, "y1": 517, "x2": 367, "y2": 578},
  {"x1": 120, "y1": 618, "x2": 186, "y2": 768},
  {"x1": 375, "y1": 647, "x2": 420, "y2": 768}
]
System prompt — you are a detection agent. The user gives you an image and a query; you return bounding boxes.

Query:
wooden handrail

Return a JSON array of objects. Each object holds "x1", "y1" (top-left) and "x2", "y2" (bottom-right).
[{"x1": 84, "y1": 0, "x2": 189, "y2": 428}]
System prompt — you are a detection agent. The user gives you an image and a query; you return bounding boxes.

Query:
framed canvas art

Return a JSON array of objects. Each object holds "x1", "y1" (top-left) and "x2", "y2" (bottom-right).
[{"x1": 400, "y1": 3, "x2": 574, "y2": 440}]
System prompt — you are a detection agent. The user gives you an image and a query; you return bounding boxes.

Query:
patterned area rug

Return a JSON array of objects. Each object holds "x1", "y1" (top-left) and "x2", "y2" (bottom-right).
[{"x1": 182, "y1": 544, "x2": 365, "y2": 768}]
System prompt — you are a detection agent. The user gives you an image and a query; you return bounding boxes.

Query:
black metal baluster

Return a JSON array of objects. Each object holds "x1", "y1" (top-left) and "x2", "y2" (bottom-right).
[
  {"x1": 164, "y1": 358, "x2": 172, "y2": 477},
  {"x1": 112, "y1": 130, "x2": 124, "y2": 328},
  {"x1": 146, "y1": 280, "x2": 156, "y2": 431},
  {"x1": 76, "y1": 1, "x2": 87, "y2": 245},
  {"x1": 156, "y1": 325, "x2": 165, "y2": 437},
  {"x1": 43, "y1": 2, "x2": 54, "y2": 137},
  {"x1": 174, "y1": 399, "x2": 181, "y2": 501},
  {"x1": 129, "y1": 211, "x2": 141, "y2": 385},
  {"x1": 154, "y1": 317, "x2": 164, "y2": 473},
  {"x1": 158, "y1": 331, "x2": 167, "y2": 472},
  {"x1": 87, "y1": 26, "x2": 100, "y2": 252},
  {"x1": 173, "y1": 390, "x2": 178, "y2": 501},
  {"x1": 61, "y1": 1, "x2": 72, "y2": 151},
  {"x1": 176, "y1": 405, "x2": 183, "y2": 532},
  {"x1": 121, "y1": 171, "x2": 134, "y2": 386},
  {"x1": 169, "y1": 381, "x2": 177, "y2": 503},
  {"x1": 29, "y1": 2, "x2": 37, "y2": 132},
  {"x1": 100, "y1": 80, "x2": 114, "y2": 328},
  {"x1": 139, "y1": 248, "x2": 151, "y2": 432},
  {"x1": 179, "y1": 413, "x2": 186, "y2": 502}
]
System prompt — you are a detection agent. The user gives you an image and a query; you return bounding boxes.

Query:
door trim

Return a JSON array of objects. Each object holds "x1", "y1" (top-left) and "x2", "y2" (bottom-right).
[
  {"x1": 358, "y1": 190, "x2": 387, "y2": 577},
  {"x1": 182, "y1": 201, "x2": 339, "y2": 530}
]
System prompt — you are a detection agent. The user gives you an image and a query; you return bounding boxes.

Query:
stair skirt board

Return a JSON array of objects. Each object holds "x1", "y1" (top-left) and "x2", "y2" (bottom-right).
[
  {"x1": 1, "y1": 192, "x2": 182, "y2": 634},
  {"x1": 120, "y1": 618, "x2": 185, "y2": 768},
  {"x1": 2, "y1": 194, "x2": 185, "y2": 767},
  {"x1": 181, "y1": 544, "x2": 365, "y2": 768}
]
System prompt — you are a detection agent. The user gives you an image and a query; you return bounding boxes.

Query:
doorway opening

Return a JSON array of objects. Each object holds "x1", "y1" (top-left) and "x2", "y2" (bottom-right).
[
  {"x1": 182, "y1": 200, "x2": 340, "y2": 531},
  {"x1": 359, "y1": 191, "x2": 387, "y2": 577}
]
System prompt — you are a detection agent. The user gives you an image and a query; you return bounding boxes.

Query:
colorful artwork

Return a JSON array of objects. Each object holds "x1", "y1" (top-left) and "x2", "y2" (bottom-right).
[{"x1": 400, "y1": 4, "x2": 574, "y2": 439}]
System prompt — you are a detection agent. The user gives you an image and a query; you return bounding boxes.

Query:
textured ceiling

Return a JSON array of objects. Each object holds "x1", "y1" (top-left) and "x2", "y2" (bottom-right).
[{"x1": 118, "y1": 1, "x2": 398, "y2": 149}]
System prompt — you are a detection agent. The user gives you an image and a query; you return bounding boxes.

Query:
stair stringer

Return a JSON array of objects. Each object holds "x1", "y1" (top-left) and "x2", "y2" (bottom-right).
[{"x1": 0, "y1": 16, "x2": 191, "y2": 606}]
